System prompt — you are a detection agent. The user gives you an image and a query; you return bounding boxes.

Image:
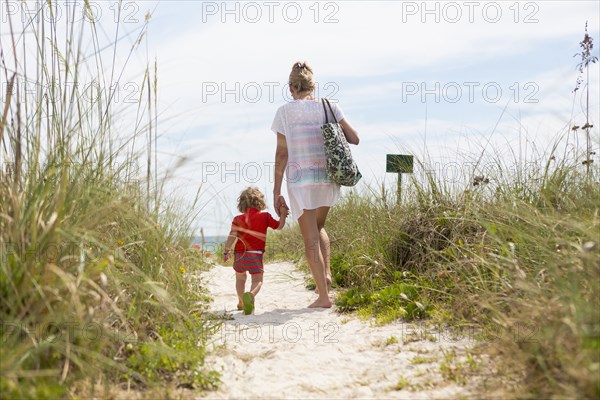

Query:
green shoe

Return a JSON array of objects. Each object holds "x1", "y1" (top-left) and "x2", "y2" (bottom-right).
[{"x1": 243, "y1": 292, "x2": 254, "y2": 315}]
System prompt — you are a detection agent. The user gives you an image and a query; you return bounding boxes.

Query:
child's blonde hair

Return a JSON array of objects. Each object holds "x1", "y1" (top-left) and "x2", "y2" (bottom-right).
[{"x1": 237, "y1": 187, "x2": 267, "y2": 213}]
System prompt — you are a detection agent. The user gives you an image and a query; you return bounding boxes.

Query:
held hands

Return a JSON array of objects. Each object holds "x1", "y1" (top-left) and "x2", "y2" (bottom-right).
[
  {"x1": 274, "y1": 195, "x2": 289, "y2": 217},
  {"x1": 279, "y1": 205, "x2": 289, "y2": 218},
  {"x1": 223, "y1": 251, "x2": 230, "y2": 263}
]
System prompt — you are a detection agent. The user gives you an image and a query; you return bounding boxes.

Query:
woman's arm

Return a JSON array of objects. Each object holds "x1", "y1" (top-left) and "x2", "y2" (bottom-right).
[
  {"x1": 273, "y1": 133, "x2": 289, "y2": 216},
  {"x1": 339, "y1": 118, "x2": 360, "y2": 145}
]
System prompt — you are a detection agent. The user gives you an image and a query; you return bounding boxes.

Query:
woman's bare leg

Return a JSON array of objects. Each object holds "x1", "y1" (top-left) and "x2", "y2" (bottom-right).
[
  {"x1": 298, "y1": 209, "x2": 332, "y2": 308},
  {"x1": 314, "y1": 207, "x2": 332, "y2": 294}
]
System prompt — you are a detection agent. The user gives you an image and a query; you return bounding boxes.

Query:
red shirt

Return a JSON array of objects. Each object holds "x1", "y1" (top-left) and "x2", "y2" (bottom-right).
[{"x1": 232, "y1": 208, "x2": 280, "y2": 252}]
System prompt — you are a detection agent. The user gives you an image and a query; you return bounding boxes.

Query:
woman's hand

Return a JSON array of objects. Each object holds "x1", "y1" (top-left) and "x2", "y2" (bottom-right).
[
  {"x1": 274, "y1": 195, "x2": 288, "y2": 217},
  {"x1": 279, "y1": 204, "x2": 289, "y2": 218}
]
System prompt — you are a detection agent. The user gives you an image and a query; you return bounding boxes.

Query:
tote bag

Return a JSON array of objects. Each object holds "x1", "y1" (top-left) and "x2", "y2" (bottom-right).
[{"x1": 321, "y1": 98, "x2": 362, "y2": 186}]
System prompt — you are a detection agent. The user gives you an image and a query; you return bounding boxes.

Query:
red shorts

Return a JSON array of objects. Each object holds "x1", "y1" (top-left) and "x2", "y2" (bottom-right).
[{"x1": 233, "y1": 251, "x2": 264, "y2": 275}]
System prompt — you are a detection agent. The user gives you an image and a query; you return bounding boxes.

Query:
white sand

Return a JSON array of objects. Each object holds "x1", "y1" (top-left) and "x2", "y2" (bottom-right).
[{"x1": 198, "y1": 262, "x2": 489, "y2": 399}]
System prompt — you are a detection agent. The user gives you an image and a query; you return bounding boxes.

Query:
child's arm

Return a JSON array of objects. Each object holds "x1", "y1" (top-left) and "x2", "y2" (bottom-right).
[
  {"x1": 223, "y1": 225, "x2": 238, "y2": 262},
  {"x1": 276, "y1": 205, "x2": 288, "y2": 230}
]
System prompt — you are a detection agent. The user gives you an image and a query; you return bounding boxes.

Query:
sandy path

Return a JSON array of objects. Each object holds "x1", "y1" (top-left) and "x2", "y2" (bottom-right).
[{"x1": 198, "y1": 262, "x2": 487, "y2": 399}]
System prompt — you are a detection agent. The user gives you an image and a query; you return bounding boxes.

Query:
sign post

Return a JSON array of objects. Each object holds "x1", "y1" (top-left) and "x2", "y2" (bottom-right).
[{"x1": 386, "y1": 154, "x2": 414, "y2": 204}]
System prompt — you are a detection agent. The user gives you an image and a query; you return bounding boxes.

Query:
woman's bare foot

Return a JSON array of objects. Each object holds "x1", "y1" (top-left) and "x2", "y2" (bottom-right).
[{"x1": 308, "y1": 298, "x2": 332, "y2": 308}]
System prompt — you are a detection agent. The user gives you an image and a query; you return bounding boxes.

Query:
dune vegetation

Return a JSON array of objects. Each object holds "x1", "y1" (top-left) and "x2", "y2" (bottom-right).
[{"x1": 1, "y1": 5, "x2": 219, "y2": 398}]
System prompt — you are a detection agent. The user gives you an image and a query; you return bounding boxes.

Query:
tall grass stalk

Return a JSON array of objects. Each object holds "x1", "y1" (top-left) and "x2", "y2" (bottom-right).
[{"x1": 573, "y1": 21, "x2": 599, "y2": 179}]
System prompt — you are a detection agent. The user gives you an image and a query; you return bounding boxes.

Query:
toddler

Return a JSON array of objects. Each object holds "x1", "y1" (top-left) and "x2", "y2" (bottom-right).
[{"x1": 223, "y1": 187, "x2": 288, "y2": 314}]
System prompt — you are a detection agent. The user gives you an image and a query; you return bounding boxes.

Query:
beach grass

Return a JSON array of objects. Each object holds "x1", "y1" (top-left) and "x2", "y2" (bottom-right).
[{"x1": 1, "y1": 5, "x2": 220, "y2": 397}]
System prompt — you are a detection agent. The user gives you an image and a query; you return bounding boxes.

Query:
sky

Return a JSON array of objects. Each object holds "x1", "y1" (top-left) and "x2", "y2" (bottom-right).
[{"x1": 3, "y1": 0, "x2": 599, "y2": 237}]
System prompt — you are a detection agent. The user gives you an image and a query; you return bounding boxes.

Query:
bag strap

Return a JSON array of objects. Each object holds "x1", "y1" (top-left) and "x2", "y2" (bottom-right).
[
  {"x1": 322, "y1": 98, "x2": 329, "y2": 124},
  {"x1": 322, "y1": 98, "x2": 338, "y2": 124}
]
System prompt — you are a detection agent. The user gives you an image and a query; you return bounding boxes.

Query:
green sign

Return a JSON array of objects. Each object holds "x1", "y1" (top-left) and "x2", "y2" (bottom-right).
[{"x1": 386, "y1": 154, "x2": 414, "y2": 174}]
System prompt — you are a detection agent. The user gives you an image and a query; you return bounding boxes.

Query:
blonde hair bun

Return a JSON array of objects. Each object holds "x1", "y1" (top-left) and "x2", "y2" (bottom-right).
[{"x1": 289, "y1": 61, "x2": 315, "y2": 94}]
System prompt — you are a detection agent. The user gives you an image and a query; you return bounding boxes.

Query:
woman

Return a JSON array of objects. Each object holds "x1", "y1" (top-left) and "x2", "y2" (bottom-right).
[{"x1": 271, "y1": 61, "x2": 360, "y2": 308}]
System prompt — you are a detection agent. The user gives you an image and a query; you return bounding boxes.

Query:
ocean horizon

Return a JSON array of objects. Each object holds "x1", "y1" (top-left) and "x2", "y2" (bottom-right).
[{"x1": 191, "y1": 235, "x2": 227, "y2": 251}]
